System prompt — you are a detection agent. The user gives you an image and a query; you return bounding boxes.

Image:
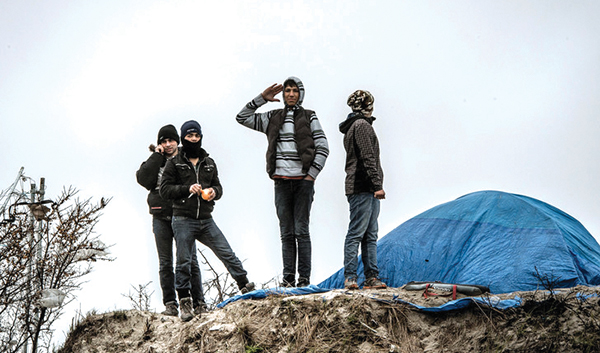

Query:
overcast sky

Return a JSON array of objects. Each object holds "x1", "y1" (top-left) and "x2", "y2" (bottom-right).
[{"x1": 2, "y1": 0, "x2": 600, "y2": 346}]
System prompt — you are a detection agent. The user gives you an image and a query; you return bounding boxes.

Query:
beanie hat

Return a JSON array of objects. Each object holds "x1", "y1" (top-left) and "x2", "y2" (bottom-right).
[
  {"x1": 180, "y1": 120, "x2": 202, "y2": 139},
  {"x1": 157, "y1": 124, "x2": 180, "y2": 144},
  {"x1": 347, "y1": 90, "x2": 374, "y2": 116}
]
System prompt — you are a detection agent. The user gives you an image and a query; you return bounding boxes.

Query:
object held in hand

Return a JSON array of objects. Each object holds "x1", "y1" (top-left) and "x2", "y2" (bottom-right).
[{"x1": 201, "y1": 188, "x2": 212, "y2": 200}]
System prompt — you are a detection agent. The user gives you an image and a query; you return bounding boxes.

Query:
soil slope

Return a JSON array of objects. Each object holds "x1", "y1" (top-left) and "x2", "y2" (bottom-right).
[{"x1": 57, "y1": 285, "x2": 600, "y2": 353}]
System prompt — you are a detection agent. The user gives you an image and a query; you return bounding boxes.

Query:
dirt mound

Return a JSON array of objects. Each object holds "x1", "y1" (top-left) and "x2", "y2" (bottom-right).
[{"x1": 57, "y1": 286, "x2": 600, "y2": 353}]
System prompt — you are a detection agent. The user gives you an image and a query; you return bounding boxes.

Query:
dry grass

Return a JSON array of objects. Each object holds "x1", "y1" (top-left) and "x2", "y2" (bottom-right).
[{"x1": 56, "y1": 286, "x2": 600, "y2": 353}]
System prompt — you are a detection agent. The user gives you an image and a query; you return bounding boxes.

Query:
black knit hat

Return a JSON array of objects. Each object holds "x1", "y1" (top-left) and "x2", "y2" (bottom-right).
[{"x1": 157, "y1": 124, "x2": 180, "y2": 144}]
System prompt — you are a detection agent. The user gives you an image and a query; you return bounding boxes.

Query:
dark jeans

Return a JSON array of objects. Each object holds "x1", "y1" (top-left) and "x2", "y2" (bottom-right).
[
  {"x1": 172, "y1": 216, "x2": 248, "y2": 298},
  {"x1": 343, "y1": 193, "x2": 380, "y2": 280},
  {"x1": 274, "y1": 179, "x2": 314, "y2": 284},
  {"x1": 152, "y1": 216, "x2": 204, "y2": 307}
]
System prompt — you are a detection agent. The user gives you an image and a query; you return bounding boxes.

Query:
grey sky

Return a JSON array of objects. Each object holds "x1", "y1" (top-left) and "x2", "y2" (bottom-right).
[{"x1": 2, "y1": 0, "x2": 599, "y2": 345}]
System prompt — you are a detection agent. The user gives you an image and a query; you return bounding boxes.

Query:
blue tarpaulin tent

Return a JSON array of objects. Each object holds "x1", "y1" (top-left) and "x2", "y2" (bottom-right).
[{"x1": 319, "y1": 190, "x2": 600, "y2": 293}]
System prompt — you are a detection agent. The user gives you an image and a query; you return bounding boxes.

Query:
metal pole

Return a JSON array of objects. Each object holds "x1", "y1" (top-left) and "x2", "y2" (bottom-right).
[
  {"x1": 22, "y1": 181, "x2": 36, "y2": 353},
  {"x1": 30, "y1": 178, "x2": 46, "y2": 353},
  {"x1": 38, "y1": 178, "x2": 44, "y2": 200},
  {"x1": 36, "y1": 178, "x2": 44, "y2": 261}
]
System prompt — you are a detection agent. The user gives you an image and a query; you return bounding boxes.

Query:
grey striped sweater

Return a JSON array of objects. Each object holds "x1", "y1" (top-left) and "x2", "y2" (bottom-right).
[{"x1": 236, "y1": 92, "x2": 329, "y2": 179}]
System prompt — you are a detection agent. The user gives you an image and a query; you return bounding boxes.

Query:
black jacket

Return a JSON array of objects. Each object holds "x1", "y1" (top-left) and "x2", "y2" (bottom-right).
[
  {"x1": 159, "y1": 148, "x2": 223, "y2": 220},
  {"x1": 136, "y1": 152, "x2": 173, "y2": 218}
]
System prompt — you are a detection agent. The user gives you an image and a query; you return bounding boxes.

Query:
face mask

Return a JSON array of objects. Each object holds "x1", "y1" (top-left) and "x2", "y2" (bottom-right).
[{"x1": 182, "y1": 138, "x2": 202, "y2": 158}]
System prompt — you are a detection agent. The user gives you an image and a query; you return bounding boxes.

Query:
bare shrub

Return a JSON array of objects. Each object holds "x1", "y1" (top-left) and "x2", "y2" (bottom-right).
[
  {"x1": 0, "y1": 182, "x2": 111, "y2": 353},
  {"x1": 122, "y1": 282, "x2": 154, "y2": 312}
]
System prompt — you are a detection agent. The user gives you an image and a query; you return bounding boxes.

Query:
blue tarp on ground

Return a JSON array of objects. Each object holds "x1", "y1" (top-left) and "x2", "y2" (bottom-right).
[
  {"x1": 216, "y1": 285, "x2": 330, "y2": 308},
  {"x1": 392, "y1": 296, "x2": 523, "y2": 312},
  {"x1": 216, "y1": 284, "x2": 525, "y2": 312},
  {"x1": 319, "y1": 190, "x2": 600, "y2": 294}
]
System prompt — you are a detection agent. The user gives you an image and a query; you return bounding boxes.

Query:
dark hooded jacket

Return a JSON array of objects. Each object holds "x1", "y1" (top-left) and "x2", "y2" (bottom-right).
[{"x1": 339, "y1": 112, "x2": 384, "y2": 195}]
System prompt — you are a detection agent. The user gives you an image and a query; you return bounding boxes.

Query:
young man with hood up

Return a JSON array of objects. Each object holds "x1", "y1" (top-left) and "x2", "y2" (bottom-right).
[
  {"x1": 160, "y1": 120, "x2": 254, "y2": 322},
  {"x1": 339, "y1": 90, "x2": 387, "y2": 290},
  {"x1": 236, "y1": 77, "x2": 329, "y2": 288},
  {"x1": 136, "y1": 124, "x2": 206, "y2": 317}
]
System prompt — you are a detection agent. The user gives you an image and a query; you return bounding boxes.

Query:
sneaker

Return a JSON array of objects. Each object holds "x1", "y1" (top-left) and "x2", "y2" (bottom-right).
[
  {"x1": 179, "y1": 297, "x2": 194, "y2": 322},
  {"x1": 161, "y1": 301, "x2": 178, "y2": 316},
  {"x1": 240, "y1": 282, "x2": 255, "y2": 294},
  {"x1": 297, "y1": 277, "x2": 310, "y2": 287},
  {"x1": 344, "y1": 278, "x2": 359, "y2": 290},
  {"x1": 194, "y1": 302, "x2": 208, "y2": 316},
  {"x1": 364, "y1": 277, "x2": 387, "y2": 289}
]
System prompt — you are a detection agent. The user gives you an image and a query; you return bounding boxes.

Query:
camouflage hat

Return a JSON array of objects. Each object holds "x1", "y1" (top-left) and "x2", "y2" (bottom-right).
[{"x1": 347, "y1": 90, "x2": 374, "y2": 115}]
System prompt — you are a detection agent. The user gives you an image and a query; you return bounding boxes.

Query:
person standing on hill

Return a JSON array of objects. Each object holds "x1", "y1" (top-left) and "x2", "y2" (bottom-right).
[
  {"x1": 160, "y1": 120, "x2": 254, "y2": 321},
  {"x1": 236, "y1": 77, "x2": 329, "y2": 288},
  {"x1": 136, "y1": 124, "x2": 206, "y2": 317},
  {"x1": 339, "y1": 90, "x2": 387, "y2": 290}
]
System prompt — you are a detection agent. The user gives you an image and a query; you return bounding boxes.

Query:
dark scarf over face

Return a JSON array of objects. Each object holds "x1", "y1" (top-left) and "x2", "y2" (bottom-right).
[{"x1": 182, "y1": 139, "x2": 203, "y2": 159}]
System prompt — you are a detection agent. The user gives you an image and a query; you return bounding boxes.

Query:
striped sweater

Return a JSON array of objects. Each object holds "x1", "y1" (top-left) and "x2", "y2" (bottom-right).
[{"x1": 236, "y1": 91, "x2": 329, "y2": 179}]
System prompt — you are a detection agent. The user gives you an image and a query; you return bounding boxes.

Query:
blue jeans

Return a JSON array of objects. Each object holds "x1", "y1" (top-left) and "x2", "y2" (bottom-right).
[
  {"x1": 172, "y1": 216, "x2": 248, "y2": 298},
  {"x1": 343, "y1": 193, "x2": 380, "y2": 280},
  {"x1": 152, "y1": 216, "x2": 204, "y2": 306},
  {"x1": 274, "y1": 179, "x2": 314, "y2": 284}
]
